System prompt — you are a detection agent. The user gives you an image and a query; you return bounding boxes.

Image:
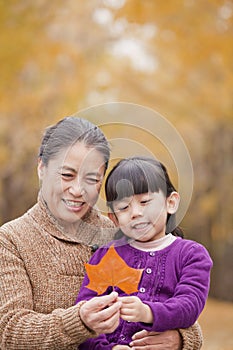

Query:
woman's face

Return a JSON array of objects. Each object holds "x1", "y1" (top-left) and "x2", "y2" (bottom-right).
[{"x1": 38, "y1": 141, "x2": 106, "y2": 228}]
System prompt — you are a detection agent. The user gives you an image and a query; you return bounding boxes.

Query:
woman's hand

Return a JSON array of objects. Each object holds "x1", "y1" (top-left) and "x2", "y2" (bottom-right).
[
  {"x1": 119, "y1": 296, "x2": 153, "y2": 324},
  {"x1": 112, "y1": 346, "x2": 131, "y2": 350},
  {"x1": 79, "y1": 292, "x2": 121, "y2": 334},
  {"x1": 129, "y1": 329, "x2": 182, "y2": 350}
]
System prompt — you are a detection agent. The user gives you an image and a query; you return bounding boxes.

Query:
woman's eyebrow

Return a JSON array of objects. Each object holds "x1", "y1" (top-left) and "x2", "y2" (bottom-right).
[
  {"x1": 59, "y1": 166, "x2": 77, "y2": 173},
  {"x1": 85, "y1": 171, "x2": 102, "y2": 178},
  {"x1": 59, "y1": 166, "x2": 101, "y2": 177}
]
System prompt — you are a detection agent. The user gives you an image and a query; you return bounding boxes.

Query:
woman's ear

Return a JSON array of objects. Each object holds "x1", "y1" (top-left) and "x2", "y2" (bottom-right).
[
  {"x1": 37, "y1": 158, "x2": 45, "y2": 181},
  {"x1": 166, "y1": 192, "x2": 180, "y2": 214},
  {"x1": 108, "y1": 212, "x2": 119, "y2": 227}
]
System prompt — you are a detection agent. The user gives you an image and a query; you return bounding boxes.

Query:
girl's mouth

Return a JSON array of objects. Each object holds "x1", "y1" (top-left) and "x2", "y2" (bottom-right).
[{"x1": 132, "y1": 222, "x2": 150, "y2": 231}]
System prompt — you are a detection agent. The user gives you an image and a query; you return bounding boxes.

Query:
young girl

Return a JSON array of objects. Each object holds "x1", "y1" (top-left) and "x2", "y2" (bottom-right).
[{"x1": 77, "y1": 156, "x2": 213, "y2": 349}]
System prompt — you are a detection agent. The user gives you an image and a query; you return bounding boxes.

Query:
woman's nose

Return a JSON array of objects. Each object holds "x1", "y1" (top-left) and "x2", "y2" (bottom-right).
[{"x1": 68, "y1": 181, "x2": 85, "y2": 197}]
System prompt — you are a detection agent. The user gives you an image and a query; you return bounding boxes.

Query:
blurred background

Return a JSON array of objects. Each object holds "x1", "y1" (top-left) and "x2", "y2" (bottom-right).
[{"x1": 0, "y1": 1, "x2": 232, "y2": 348}]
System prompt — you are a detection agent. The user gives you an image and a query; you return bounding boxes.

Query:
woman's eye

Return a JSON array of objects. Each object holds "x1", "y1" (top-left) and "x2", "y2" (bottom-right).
[
  {"x1": 61, "y1": 173, "x2": 74, "y2": 179},
  {"x1": 86, "y1": 178, "x2": 100, "y2": 184}
]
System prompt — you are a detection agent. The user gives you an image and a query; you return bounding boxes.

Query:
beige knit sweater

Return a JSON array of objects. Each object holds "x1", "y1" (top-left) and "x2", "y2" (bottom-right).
[{"x1": 0, "y1": 195, "x2": 202, "y2": 349}]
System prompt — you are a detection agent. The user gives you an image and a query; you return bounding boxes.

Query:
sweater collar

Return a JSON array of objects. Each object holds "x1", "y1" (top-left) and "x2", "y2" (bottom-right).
[{"x1": 28, "y1": 191, "x2": 107, "y2": 245}]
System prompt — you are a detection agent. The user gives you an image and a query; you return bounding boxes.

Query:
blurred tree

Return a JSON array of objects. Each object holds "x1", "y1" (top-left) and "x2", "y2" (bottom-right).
[{"x1": 0, "y1": 0, "x2": 232, "y2": 300}]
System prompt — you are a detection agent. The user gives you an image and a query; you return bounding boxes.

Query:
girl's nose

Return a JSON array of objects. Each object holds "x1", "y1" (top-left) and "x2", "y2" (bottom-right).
[{"x1": 131, "y1": 203, "x2": 143, "y2": 218}]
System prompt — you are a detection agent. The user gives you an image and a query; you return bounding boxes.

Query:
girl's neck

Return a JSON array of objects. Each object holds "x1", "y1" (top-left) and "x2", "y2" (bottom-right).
[{"x1": 129, "y1": 233, "x2": 177, "y2": 251}]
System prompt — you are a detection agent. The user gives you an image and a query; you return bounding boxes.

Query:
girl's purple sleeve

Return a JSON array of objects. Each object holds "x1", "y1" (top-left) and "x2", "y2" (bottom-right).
[{"x1": 143, "y1": 242, "x2": 213, "y2": 332}]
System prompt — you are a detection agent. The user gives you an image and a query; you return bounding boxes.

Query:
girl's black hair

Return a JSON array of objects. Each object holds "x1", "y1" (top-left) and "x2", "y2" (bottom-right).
[{"x1": 105, "y1": 156, "x2": 183, "y2": 238}]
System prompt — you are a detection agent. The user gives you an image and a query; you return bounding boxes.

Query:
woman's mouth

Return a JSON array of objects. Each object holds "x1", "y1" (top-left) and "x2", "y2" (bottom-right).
[{"x1": 63, "y1": 199, "x2": 85, "y2": 211}]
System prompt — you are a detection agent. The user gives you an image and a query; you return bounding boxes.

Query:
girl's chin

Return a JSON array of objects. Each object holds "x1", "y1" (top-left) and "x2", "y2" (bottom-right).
[{"x1": 133, "y1": 233, "x2": 158, "y2": 242}]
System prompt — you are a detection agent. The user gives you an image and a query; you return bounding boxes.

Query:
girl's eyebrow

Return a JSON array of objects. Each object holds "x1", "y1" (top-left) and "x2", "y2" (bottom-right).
[{"x1": 115, "y1": 197, "x2": 132, "y2": 203}]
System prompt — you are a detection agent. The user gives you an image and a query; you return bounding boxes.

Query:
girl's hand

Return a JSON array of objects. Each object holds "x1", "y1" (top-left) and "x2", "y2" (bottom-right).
[
  {"x1": 112, "y1": 346, "x2": 131, "y2": 350},
  {"x1": 119, "y1": 296, "x2": 153, "y2": 324},
  {"x1": 79, "y1": 292, "x2": 121, "y2": 334}
]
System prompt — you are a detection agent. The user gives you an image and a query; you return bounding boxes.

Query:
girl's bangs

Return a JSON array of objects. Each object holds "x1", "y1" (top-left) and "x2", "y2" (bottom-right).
[{"x1": 106, "y1": 159, "x2": 167, "y2": 204}]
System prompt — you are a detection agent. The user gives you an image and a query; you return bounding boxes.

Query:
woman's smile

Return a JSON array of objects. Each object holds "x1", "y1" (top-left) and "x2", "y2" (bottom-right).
[{"x1": 62, "y1": 199, "x2": 86, "y2": 211}]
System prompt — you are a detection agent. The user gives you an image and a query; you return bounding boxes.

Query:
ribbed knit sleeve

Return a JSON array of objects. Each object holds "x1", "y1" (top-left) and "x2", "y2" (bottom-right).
[
  {"x1": 179, "y1": 322, "x2": 203, "y2": 350},
  {"x1": 0, "y1": 230, "x2": 95, "y2": 349}
]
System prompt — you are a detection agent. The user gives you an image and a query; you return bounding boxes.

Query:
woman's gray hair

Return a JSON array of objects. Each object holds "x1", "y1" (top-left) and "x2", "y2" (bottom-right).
[{"x1": 39, "y1": 117, "x2": 110, "y2": 170}]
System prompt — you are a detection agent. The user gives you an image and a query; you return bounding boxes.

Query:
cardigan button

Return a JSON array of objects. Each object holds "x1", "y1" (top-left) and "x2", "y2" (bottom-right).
[
  {"x1": 149, "y1": 252, "x2": 155, "y2": 256},
  {"x1": 146, "y1": 268, "x2": 152, "y2": 274},
  {"x1": 139, "y1": 287, "x2": 146, "y2": 293}
]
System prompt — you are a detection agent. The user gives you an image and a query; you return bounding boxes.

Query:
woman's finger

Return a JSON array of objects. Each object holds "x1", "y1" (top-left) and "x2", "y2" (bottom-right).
[
  {"x1": 131, "y1": 329, "x2": 159, "y2": 340},
  {"x1": 95, "y1": 309, "x2": 120, "y2": 333}
]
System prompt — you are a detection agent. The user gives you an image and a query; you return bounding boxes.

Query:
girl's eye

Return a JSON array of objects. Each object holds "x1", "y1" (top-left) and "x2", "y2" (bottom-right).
[
  {"x1": 141, "y1": 199, "x2": 150, "y2": 204},
  {"x1": 116, "y1": 203, "x2": 129, "y2": 211},
  {"x1": 118, "y1": 206, "x2": 128, "y2": 211},
  {"x1": 140, "y1": 196, "x2": 153, "y2": 205}
]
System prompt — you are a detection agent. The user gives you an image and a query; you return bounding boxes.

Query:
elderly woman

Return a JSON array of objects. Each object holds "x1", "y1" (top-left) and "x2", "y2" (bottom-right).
[{"x1": 0, "y1": 117, "x2": 202, "y2": 349}]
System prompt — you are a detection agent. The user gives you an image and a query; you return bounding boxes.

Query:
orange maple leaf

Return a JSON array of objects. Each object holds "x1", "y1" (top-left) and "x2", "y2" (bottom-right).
[{"x1": 85, "y1": 245, "x2": 144, "y2": 295}]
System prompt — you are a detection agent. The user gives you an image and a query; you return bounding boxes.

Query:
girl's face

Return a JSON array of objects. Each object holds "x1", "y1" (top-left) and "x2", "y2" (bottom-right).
[
  {"x1": 110, "y1": 190, "x2": 179, "y2": 242},
  {"x1": 38, "y1": 141, "x2": 106, "y2": 229}
]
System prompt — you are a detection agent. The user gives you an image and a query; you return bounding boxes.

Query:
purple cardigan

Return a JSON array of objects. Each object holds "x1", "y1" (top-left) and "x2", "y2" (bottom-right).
[{"x1": 77, "y1": 237, "x2": 212, "y2": 349}]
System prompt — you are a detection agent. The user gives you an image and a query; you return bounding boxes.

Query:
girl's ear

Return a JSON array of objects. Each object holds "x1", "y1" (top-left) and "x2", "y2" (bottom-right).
[
  {"x1": 108, "y1": 212, "x2": 119, "y2": 227},
  {"x1": 166, "y1": 192, "x2": 180, "y2": 214}
]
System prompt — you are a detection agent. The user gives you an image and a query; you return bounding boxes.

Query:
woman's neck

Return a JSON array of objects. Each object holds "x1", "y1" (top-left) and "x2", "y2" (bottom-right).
[{"x1": 39, "y1": 191, "x2": 90, "y2": 240}]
